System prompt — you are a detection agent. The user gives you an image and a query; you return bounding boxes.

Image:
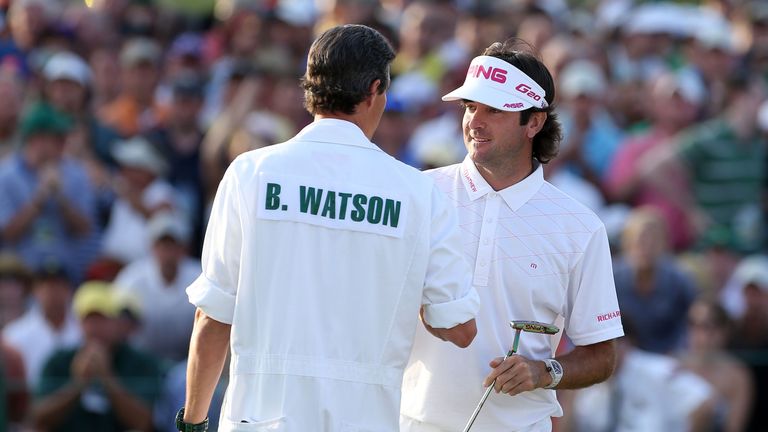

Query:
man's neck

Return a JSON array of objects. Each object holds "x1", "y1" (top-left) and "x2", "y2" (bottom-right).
[{"x1": 475, "y1": 159, "x2": 536, "y2": 191}]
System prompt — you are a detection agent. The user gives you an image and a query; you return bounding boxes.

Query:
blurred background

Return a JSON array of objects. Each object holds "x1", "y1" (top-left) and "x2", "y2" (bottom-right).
[{"x1": 0, "y1": 0, "x2": 765, "y2": 431}]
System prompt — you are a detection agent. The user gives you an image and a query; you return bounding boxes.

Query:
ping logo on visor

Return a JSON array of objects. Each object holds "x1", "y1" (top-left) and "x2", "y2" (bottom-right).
[{"x1": 442, "y1": 55, "x2": 549, "y2": 112}]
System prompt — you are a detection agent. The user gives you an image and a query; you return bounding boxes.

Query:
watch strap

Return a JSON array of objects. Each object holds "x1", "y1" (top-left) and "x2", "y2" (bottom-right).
[
  {"x1": 543, "y1": 358, "x2": 563, "y2": 389},
  {"x1": 175, "y1": 407, "x2": 209, "y2": 432}
]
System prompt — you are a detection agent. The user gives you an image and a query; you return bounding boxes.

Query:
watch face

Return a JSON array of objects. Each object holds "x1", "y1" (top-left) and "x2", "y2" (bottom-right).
[{"x1": 552, "y1": 361, "x2": 563, "y2": 374}]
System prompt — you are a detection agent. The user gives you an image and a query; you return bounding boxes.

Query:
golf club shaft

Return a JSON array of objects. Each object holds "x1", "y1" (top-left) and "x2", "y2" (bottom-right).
[{"x1": 462, "y1": 330, "x2": 522, "y2": 432}]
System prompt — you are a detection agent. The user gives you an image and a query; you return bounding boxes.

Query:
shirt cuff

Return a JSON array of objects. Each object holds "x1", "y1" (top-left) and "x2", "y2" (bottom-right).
[
  {"x1": 422, "y1": 288, "x2": 480, "y2": 329},
  {"x1": 186, "y1": 274, "x2": 236, "y2": 325}
]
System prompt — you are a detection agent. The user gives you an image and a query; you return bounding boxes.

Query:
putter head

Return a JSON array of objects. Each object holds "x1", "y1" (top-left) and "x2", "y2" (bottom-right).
[{"x1": 510, "y1": 320, "x2": 560, "y2": 335}]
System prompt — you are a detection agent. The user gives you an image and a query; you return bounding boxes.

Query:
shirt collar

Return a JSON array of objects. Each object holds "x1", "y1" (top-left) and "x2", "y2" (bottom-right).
[
  {"x1": 294, "y1": 118, "x2": 382, "y2": 152},
  {"x1": 460, "y1": 156, "x2": 545, "y2": 211}
]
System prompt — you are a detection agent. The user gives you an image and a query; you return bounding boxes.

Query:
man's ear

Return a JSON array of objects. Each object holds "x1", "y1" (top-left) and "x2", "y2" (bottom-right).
[
  {"x1": 365, "y1": 79, "x2": 382, "y2": 107},
  {"x1": 526, "y1": 111, "x2": 547, "y2": 139}
]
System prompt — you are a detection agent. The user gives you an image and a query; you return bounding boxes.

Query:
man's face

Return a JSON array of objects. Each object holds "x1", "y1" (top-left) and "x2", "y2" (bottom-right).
[
  {"x1": 47, "y1": 79, "x2": 87, "y2": 113},
  {"x1": 462, "y1": 100, "x2": 528, "y2": 169},
  {"x1": 33, "y1": 277, "x2": 72, "y2": 313},
  {"x1": 81, "y1": 313, "x2": 119, "y2": 346},
  {"x1": 27, "y1": 133, "x2": 65, "y2": 166}
]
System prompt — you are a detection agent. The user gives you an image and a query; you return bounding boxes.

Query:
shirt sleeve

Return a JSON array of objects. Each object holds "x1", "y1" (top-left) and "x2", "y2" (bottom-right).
[
  {"x1": 186, "y1": 166, "x2": 244, "y2": 325},
  {"x1": 565, "y1": 224, "x2": 625, "y2": 345},
  {"x1": 421, "y1": 184, "x2": 480, "y2": 329}
]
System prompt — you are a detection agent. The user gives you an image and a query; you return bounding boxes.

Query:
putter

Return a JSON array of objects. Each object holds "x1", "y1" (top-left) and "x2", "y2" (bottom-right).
[{"x1": 461, "y1": 320, "x2": 560, "y2": 432}]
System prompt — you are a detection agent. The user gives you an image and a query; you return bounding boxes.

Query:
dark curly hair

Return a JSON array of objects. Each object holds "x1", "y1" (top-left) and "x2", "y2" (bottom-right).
[
  {"x1": 482, "y1": 39, "x2": 562, "y2": 164},
  {"x1": 301, "y1": 24, "x2": 395, "y2": 116}
]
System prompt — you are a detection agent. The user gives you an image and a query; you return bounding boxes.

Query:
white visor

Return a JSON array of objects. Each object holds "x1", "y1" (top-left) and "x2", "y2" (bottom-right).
[{"x1": 442, "y1": 55, "x2": 549, "y2": 111}]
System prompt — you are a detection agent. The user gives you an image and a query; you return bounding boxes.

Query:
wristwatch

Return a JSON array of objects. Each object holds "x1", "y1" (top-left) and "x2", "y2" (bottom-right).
[
  {"x1": 175, "y1": 407, "x2": 209, "y2": 432},
  {"x1": 542, "y1": 358, "x2": 563, "y2": 389}
]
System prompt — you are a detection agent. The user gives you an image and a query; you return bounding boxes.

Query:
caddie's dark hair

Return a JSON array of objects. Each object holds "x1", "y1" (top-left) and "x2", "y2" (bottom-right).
[
  {"x1": 482, "y1": 39, "x2": 562, "y2": 164},
  {"x1": 301, "y1": 24, "x2": 395, "y2": 115}
]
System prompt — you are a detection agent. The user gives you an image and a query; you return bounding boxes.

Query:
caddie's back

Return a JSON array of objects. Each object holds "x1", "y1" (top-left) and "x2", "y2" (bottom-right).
[{"x1": 191, "y1": 24, "x2": 476, "y2": 431}]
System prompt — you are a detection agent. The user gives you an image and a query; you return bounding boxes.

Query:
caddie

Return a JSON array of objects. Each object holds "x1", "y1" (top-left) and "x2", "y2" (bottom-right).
[{"x1": 178, "y1": 24, "x2": 479, "y2": 432}]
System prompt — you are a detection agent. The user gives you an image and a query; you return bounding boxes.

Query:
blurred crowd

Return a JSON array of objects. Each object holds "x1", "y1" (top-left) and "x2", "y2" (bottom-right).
[{"x1": 0, "y1": 0, "x2": 765, "y2": 431}]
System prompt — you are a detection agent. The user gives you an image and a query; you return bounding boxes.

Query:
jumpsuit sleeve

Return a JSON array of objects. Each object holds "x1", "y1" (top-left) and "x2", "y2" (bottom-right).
[
  {"x1": 186, "y1": 165, "x2": 244, "y2": 325},
  {"x1": 421, "y1": 184, "x2": 480, "y2": 329}
]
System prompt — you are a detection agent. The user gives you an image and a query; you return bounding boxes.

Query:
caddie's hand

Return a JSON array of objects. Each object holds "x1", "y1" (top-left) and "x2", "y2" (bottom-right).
[
  {"x1": 419, "y1": 306, "x2": 445, "y2": 341},
  {"x1": 482, "y1": 355, "x2": 550, "y2": 396}
]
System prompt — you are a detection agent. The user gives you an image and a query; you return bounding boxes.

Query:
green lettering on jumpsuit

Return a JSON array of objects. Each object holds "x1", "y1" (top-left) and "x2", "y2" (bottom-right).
[{"x1": 298, "y1": 186, "x2": 401, "y2": 228}]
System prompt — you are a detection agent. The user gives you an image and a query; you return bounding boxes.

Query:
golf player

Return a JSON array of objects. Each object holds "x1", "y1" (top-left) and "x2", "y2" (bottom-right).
[
  {"x1": 400, "y1": 40, "x2": 624, "y2": 431},
  {"x1": 178, "y1": 25, "x2": 479, "y2": 432}
]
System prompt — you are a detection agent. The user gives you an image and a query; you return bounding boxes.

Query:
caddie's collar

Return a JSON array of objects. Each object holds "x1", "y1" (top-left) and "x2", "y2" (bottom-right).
[{"x1": 295, "y1": 118, "x2": 383, "y2": 152}]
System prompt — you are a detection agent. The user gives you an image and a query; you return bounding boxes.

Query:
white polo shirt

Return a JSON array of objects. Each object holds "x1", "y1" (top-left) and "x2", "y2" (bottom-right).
[
  {"x1": 187, "y1": 119, "x2": 479, "y2": 432},
  {"x1": 401, "y1": 157, "x2": 624, "y2": 431}
]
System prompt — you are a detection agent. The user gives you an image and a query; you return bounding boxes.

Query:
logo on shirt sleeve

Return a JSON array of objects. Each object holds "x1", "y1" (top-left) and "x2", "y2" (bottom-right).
[{"x1": 596, "y1": 310, "x2": 621, "y2": 323}]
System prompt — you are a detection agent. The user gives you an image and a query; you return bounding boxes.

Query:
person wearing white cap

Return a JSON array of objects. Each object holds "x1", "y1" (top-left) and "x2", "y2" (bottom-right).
[
  {"x1": 99, "y1": 136, "x2": 178, "y2": 265},
  {"x1": 401, "y1": 40, "x2": 624, "y2": 432},
  {"x1": 41, "y1": 51, "x2": 121, "y2": 193},
  {"x1": 113, "y1": 211, "x2": 199, "y2": 363}
]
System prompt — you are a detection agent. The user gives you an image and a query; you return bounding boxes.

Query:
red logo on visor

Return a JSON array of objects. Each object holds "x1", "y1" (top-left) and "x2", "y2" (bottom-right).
[
  {"x1": 504, "y1": 103, "x2": 524, "y2": 109},
  {"x1": 515, "y1": 83, "x2": 542, "y2": 102},
  {"x1": 468, "y1": 65, "x2": 508, "y2": 84}
]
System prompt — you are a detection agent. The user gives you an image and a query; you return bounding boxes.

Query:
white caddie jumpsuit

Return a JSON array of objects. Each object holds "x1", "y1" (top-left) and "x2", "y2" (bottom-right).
[{"x1": 187, "y1": 119, "x2": 479, "y2": 432}]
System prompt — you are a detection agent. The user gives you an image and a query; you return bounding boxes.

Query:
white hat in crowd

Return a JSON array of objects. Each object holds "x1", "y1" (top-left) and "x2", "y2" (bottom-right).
[
  {"x1": 559, "y1": 60, "x2": 606, "y2": 99},
  {"x1": 650, "y1": 71, "x2": 705, "y2": 106},
  {"x1": 43, "y1": 52, "x2": 91, "y2": 87},
  {"x1": 147, "y1": 211, "x2": 190, "y2": 245},
  {"x1": 112, "y1": 136, "x2": 168, "y2": 176}
]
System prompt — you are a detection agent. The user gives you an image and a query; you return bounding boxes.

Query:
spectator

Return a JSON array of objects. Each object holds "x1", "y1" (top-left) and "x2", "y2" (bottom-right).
[
  {"x1": 372, "y1": 96, "x2": 419, "y2": 164},
  {"x1": 613, "y1": 207, "x2": 697, "y2": 354},
  {"x1": 681, "y1": 13, "x2": 739, "y2": 120},
  {"x1": 547, "y1": 59, "x2": 624, "y2": 200},
  {"x1": 30, "y1": 281, "x2": 164, "y2": 432},
  {"x1": 0, "y1": 74, "x2": 25, "y2": 161},
  {"x1": 563, "y1": 319, "x2": 715, "y2": 432},
  {"x1": 0, "y1": 102, "x2": 96, "y2": 282},
  {"x1": 720, "y1": 254, "x2": 768, "y2": 431},
  {"x1": 641, "y1": 74, "x2": 767, "y2": 253},
  {"x1": 155, "y1": 32, "x2": 206, "y2": 108},
  {"x1": 201, "y1": 7, "x2": 265, "y2": 125},
  {"x1": 722, "y1": 255, "x2": 768, "y2": 350},
  {"x1": 147, "y1": 73, "x2": 207, "y2": 253},
  {"x1": 99, "y1": 136, "x2": 176, "y2": 266},
  {"x1": 0, "y1": 253, "x2": 32, "y2": 329},
  {"x1": 88, "y1": 46, "x2": 121, "y2": 113},
  {"x1": 200, "y1": 61, "x2": 268, "y2": 207},
  {"x1": 678, "y1": 299, "x2": 754, "y2": 432},
  {"x1": 3, "y1": 260, "x2": 81, "y2": 389},
  {"x1": 606, "y1": 71, "x2": 704, "y2": 251},
  {"x1": 41, "y1": 50, "x2": 121, "y2": 230},
  {"x1": 1, "y1": 339, "x2": 29, "y2": 430},
  {"x1": 99, "y1": 37, "x2": 163, "y2": 137},
  {"x1": 42, "y1": 50, "x2": 120, "y2": 170},
  {"x1": 113, "y1": 212, "x2": 199, "y2": 362}
]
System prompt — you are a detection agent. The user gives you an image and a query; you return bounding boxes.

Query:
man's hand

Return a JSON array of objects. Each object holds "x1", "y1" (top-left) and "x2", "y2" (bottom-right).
[
  {"x1": 482, "y1": 355, "x2": 550, "y2": 396},
  {"x1": 419, "y1": 306, "x2": 476, "y2": 348},
  {"x1": 71, "y1": 343, "x2": 112, "y2": 384},
  {"x1": 38, "y1": 165, "x2": 62, "y2": 198}
]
